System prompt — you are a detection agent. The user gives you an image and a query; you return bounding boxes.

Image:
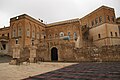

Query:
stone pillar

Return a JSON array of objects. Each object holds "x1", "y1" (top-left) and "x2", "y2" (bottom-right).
[
  {"x1": 29, "y1": 46, "x2": 37, "y2": 63},
  {"x1": 10, "y1": 44, "x2": 21, "y2": 65},
  {"x1": 12, "y1": 44, "x2": 21, "y2": 58}
]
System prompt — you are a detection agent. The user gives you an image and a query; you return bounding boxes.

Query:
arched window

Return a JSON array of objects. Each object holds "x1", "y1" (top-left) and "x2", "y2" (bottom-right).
[
  {"x1": 73, "y1": 32, "x2": 77, "y2": 41},
  {"x1": 54, "y1": 34, "x2": 58, "y2": 39},
  {"x1": 36, "y1": 33, "x2": 39, "y2": 39},
  {"x1": 27, "y1": 28, "x2": 30, "y2": 37},
  {"x1": 95, "y1": 18, "x2": 98, "y2": 24},
  {"x1": 112, "y1": 16, "x2": 115, "y2": 22},
  {"x1": 99, "y1": 16, "x2": 102, "y2": 23},
  {"x1": 68, "y1": 32, "x2": 70, "y2": 40},
  {"x1": 107, "y1": 15, "x2": 110, "y2": 21},
  {"x1": 59, "y1": 32, "x2": 64, "y2": 37},
  {"x1": 49, "y1": 34, "x2": 52, "y2": 39},
  {"x1": 13, "y1": 30, "x2": 16, "y2": 37},
  {"x1": 18, "y1": 28, "x2": 22, "y2": 37},
  {"x1": 68, "y1": 32, "x2": 70, "y2": 36},
  {"x1": 26, "y1": 23, "x2": 31, "y2": 37},
  {"x1": 32, "y1": 30, "x2": 35, "y2": 38}
]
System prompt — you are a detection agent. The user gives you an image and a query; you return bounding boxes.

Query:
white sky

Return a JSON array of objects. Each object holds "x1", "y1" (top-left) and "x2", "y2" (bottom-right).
[{"x1": 0, "y1": 0, "x2": 120, "y2": 28}]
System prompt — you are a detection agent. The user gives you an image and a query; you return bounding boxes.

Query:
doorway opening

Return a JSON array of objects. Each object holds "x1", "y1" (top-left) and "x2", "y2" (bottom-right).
[{"x1": 51, "y1": 47, "x2": 58, "y2": 61}]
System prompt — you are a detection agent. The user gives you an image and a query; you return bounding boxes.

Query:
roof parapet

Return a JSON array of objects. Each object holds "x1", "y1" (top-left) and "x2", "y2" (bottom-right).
[
  {"x1": 10, "y1": 14, "x2": 46, "y2": 27},
  {"x1": 46, "y1": 18, "x2": 80, "y2": 27}
]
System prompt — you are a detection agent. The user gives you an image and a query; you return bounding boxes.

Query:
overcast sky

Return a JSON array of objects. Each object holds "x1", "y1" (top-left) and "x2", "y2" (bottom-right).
[{"x1": 0, "y1": 0, "x2": 120, "y2": 27}]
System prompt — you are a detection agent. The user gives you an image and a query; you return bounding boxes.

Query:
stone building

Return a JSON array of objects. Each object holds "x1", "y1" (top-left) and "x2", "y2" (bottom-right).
[
  {"x1": 0, "y1": 27, "x2": 10, "y2": 54},
  {"x1": 0, "y1": 5, "x2": 120, "y2": 62}
]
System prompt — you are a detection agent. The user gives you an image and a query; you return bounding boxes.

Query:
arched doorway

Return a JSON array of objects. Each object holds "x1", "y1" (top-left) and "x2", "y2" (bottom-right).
[{"x1": 51, "y1": 47, "x2": 58, "y2": 61}]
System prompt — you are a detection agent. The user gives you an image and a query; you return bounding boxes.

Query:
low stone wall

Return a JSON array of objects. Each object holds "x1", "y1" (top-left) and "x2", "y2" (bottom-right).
[{"x1": 73, "y1": 45, "x2": 120, "y2": 62}]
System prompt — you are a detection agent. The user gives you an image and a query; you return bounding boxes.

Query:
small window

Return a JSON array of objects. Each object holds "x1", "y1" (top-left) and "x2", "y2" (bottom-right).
[
  {"x1": 16, "y1": 39, "x2": 18, "y2": 44},
  {"x1": 18, "y1": 28, "x2": 22, "y2": 36},
  {"x1": 73, "y1": 32, "x2": 77, "y2": 41},
  {"x1": 55, "y1": 34, "x2": 57, "y2": 38},
  {"x1": 27, "y1": 28, "x2": 30, "y2": 37},
  {"x1": 91, "y1": 21, "x2": 94, "y2": 26},
  {"x1": 68, "y1": 32, "x2": 70, "y2": 36},
  {"x1": 84, "y1": 24, "x2": 87, "y2": 28},
  {"x1": 31, "y1": 39, "x2": 34, "y2": 46},
  {"x1": 95, "y1": 18, "x2": 98, "y2": 24},
  {"x1": 112, "y1": 16, "x2": 115, "y2": 22},
  {"x1": 59, "y1": 32, "x2": 64, "y2": 37},
  {"x1": 115, "y1": 32, "x2": 118, "y2": 37},
  {"x1": 99, "y1": 16, "x2": 102, "y2": 23},
  {"x1": 2, "y1": 34, "x2": 4, "y2": 36},
  {"x1": 13, "y1": 30, "x2": 16, "y2": 37},
  {"x1": 98, "y1": 34, "x2": 101, "y2": 38},
  {"x1": 32, "y1": 31, "x2": 35, "y2": 38},
  {"x1": 49, "y1": 34, "x2": 52, "y2": 39},
  {"x1": 2, "y1": 44, "x2": 6, "y2": 50},
  {"x1": 107, "y1": 15, "x2": 110, "y2": 21},
  {"x1": 111, "y1": 32, "x2": 113, "y2": 36},
  {"x1": 44, "y1": 36, "x2": 46, "y2": 39},
  {"x1": 8, "y1": 33, "x2": 9, "y2": 37}
]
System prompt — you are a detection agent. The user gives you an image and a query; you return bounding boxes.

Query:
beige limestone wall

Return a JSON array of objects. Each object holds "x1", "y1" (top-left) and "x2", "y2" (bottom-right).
[{"x1": 89, "y1": 23, "x2": 120, "y2": 47}]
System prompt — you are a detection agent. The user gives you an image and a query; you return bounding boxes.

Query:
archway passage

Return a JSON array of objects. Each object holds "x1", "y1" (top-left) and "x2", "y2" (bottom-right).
[{"x1": 51, "y1": 47, "x2": 58, "y2": 61}]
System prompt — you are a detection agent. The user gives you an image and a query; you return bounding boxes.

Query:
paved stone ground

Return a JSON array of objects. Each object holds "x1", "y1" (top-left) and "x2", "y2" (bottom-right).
[{"x1": 23, "y1": 62, "x2": 120, "y2": 80}]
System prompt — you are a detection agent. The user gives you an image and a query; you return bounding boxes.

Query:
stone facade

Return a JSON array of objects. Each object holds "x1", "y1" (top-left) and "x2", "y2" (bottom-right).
[
  {"x1": 0, "y1": 5, "x2": 120, "y2": 62},
  {"x1": 0, "y1": 27, "x2": 10, "y2": 55}
]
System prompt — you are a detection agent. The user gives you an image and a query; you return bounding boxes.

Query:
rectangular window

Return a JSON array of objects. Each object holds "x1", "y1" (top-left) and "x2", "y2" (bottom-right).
[
  {"x1": 115, "y1": 32, "x2": 118, "y2": 37},
  {"x1": 98, "y1": 34, "x2": 101, "y2": 38},
  {"x1": 2, "y1": 34, "x2": 4, "y2": 36},
  {"x1": 91, "y1": 21, "x2": 94, "y2": 26},
  {"x1": 55, "y1": 34, "x2": 58, "y2": 38},
  {"x1": 111, "y1": 32, "x2": 113, "y2": 36},
  {"x1": 32, "y1": 31, "x2": 35, "y2": 38},
  {"x1": 13, "y1": 30, "x2": 16, "y2": 37},
  {"x1": 99, "y1": 16, "x2": 102, "y2": 23},
  {"x1": 2, "y1": 44, "x2": 6, "y2": 50},
  {"x1": 18, "y1": 28, "x2": 22, "y2": 37},
  {"x1": 16, "y1": 39, "x2": 18, "y2": 44},
  {"x1": 31, "y1": 39, "x2": 34, "y2": 46},
  {"x1": 44, "y1": 36, "x2": 46, "y2": 39},
  {"x1": 8, "y1": 33, "x2": 9, "y2": 37},
  {"x1": 107, "y1": 15, "x2": 110, "y2": 21},
  {"x1": 49, "y1": 34, "x2": 52, "y2": 39},
  {"x1": 27, "y1": 29, "x2": 30, "y2": 37},
  {"x1": 68, "y1": 32, "x2": 70, "y2": 36},
  {"x1": 95, "y1": 18, "x2": 98, "y2": 24},
  {"x1": 112, "y1": 16, "x2": 115, "y2": 22}
]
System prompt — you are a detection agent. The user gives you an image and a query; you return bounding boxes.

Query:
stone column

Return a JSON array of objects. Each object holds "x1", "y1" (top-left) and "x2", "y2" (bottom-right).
[{"x1": 29, "y1": 46, "x2": 37, "y2": 63}]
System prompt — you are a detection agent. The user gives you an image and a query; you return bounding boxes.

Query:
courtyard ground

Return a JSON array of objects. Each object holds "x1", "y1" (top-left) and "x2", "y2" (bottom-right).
[
  {"x1": 0, "y1": 56, "x2": 120, "y2": 80},
  {"x1": 23, "y1": 62, "x2": 120, "y2": 80},
  {"x1": 0, "y1": 56, "x2": 76, "y2": 80}
]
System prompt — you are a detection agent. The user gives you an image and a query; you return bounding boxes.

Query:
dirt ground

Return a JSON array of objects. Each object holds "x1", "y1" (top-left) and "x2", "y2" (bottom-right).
[{"x1": 0, "y1": 61, "x2": 76, "y2": 80}]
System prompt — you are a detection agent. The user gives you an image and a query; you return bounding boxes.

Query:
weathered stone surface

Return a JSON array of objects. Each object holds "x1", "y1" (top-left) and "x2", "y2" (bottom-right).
[{"x1": 0, "y1": 6, "x2": 120, "y2": 63}]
